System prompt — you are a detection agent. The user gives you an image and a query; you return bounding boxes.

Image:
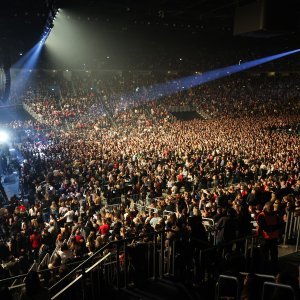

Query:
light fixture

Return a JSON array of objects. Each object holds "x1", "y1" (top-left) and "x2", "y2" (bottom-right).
[{"x1": 0, "y1": 131, "x2": 9, "y2": 143}]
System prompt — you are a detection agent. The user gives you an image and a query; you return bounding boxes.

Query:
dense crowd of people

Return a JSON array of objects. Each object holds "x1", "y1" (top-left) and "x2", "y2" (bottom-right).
[{"x1": 0, "y1": 71, "x2": 299, "y2": 298}]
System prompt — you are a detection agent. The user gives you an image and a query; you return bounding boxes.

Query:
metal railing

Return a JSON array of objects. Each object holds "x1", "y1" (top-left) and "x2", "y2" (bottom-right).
[
  {"x1": 296, "y1": 218, "x2": 300, "y2": 252},
  {"x1": 51, "y1": 253, "x2": 111, "y2": 300},
  {"x1": 215, "y1": 275, "x2": 239, "y2": 300},
  {"x1": 203, "y1": 217, "x2": 216, "y2": 232},
  {"x1": 282, "y1": 210, "x2": 300, "y2": 251},
  {"x1": 197, "y1": 235, "x2": 258, "y2": 284},
  {"x1": 38, "y1": 253, "x2": 50, "y2": 271},
  {"x1": 215, "y1": 273, "x2": 277, "y2": 300},
  {"x1": 239, "y1": 272, "x2": 275, "y2": 282},
  {"x1": 3, "y1": 231, "x2": 262, "y2": 300},
  {"x1": 49, "y1": 245, "x2": 60, "y2": 264},
  {"x1": 48, "y1": 229, "x2": 175, "y2": 300},
  {"x1": 262, "y1": 282, "x2": 297, "y2": 300},
  {"x1": 2, "y1": 258, "x2": 87, "y2": 299}
]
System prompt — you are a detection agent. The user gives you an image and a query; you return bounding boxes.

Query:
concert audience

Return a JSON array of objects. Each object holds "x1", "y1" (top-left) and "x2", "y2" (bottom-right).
[{"x1": 0, "y1": 71, "x2": 299, "y2": 296}]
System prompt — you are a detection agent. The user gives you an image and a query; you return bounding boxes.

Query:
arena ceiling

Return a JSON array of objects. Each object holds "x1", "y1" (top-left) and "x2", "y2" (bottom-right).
[
  {"x1": 1, "y1": 0, "x2": 300, "y2": 68},
  {"x1": 55, "y1": 0, "x2": 300, "y2": 33},
  {"x1": 1, "y1": 0, "x2": 299, "y2": 43},
  {"x1": 0, "y1": 0, "x2": 57, "y2": 65}
]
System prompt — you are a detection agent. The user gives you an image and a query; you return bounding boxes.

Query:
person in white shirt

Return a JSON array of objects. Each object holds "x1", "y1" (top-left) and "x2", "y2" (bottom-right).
[
  {"x1": 58, "y1": 207, "x2": 74, "y2": 224},
  {"x1": 57, "y1": 243, "x2": 74, "y2": 264},
  {"x1": 58, "y1": 202, "x2": 68, "y2": 217},
  {"x1": 64, "y1": 209, "x2": 74, "y2": 224},
  {"x1": 29, "y1": 205, "x2": 38, "y2": 218},
  {"x1": 149, "y1": 210, "x2": 161, "y2": 228}
]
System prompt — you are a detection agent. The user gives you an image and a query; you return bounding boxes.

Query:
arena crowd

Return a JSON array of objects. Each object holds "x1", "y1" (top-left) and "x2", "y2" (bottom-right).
[{"x1": 0, "y1": 71, "x2": 299, "y2": 297}]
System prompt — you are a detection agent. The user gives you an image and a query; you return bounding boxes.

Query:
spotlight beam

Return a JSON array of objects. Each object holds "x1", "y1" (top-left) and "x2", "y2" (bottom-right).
[
  {"x1": 11, "y1": 42, "x2": 44, "y2": 97},
  {"x1": 125, "y1": 49, "x2": 300, "y2": 102},
  {"x1": 13, "y1": 43, "x2": 43, "y2": 69}
]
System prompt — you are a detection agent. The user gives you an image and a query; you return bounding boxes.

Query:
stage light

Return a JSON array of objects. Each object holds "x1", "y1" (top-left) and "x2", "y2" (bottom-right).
[
  {"x1": 40, "y1": 27, "x2": 52, "y2": 45},
  {"x1": 0, "y1": 131, "x2": 9, "y2": 143}
]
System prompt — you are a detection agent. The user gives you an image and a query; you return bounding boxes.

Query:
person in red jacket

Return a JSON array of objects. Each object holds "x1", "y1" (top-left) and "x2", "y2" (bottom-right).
[
  {"x1": 257, "y1": 202, "x2": 282, "y2": 272},
  {"x1": 30, "y1": 230, "x2": 42, "y2": 259},
  {"x1": 99, "y1": 219, "x2": 110, "y2": 236}
]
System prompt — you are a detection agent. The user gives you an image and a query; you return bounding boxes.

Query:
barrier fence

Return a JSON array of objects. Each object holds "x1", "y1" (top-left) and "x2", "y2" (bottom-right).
[
  {"x1": 262, "y1": 282, "x2": 297, "y2": 300},
  {"x1": 283, "y1": 210, "x2": 300, "y2": 245},
  {"x1": 1, "y1": 228, "x2": 287, "y2": 300},
  {"x1": 215, "y1": 275, "x2": 240, "y2": 300},
  {"x1": 47, "y1": 230, "x2": 175, "y2": 300},
  {"x1": 46, "y1": 232, "x2": 258, "y2": 300},
  {"x1": 214, "y1": 273, "x2": 299, "y2": 300},
  {"x1": 2, "y1": 258, "x2": 87, "y2": 300},
  {"x1": 215, "y1": 273, "x2": 297, "y2": 300},
  {"x1": 1, "y1": 189, "x2": 299, "y2": 299}
]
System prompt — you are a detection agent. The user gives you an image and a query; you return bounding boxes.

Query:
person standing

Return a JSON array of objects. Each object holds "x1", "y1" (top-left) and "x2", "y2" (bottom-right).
[
  {"x1": 257, "y1": 202, "x2": 282, "y2": 272},
  {"x1": 216, "y1": 208, "x2": 237, "y2": 254},
  {"x1": 29, "y1": 230, "x2": 42, "y2": 260}
]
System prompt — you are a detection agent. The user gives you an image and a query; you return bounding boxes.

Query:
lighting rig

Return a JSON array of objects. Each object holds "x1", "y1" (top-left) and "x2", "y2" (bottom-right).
[{"x1": 40, "y1": 7, "x2": 59, "y2": 45}]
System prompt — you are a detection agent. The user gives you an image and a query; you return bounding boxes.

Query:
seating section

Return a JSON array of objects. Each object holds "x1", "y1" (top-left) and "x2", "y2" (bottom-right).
[{"x1": 0, "y1": 71, "x2": 299, "y2": 299}]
